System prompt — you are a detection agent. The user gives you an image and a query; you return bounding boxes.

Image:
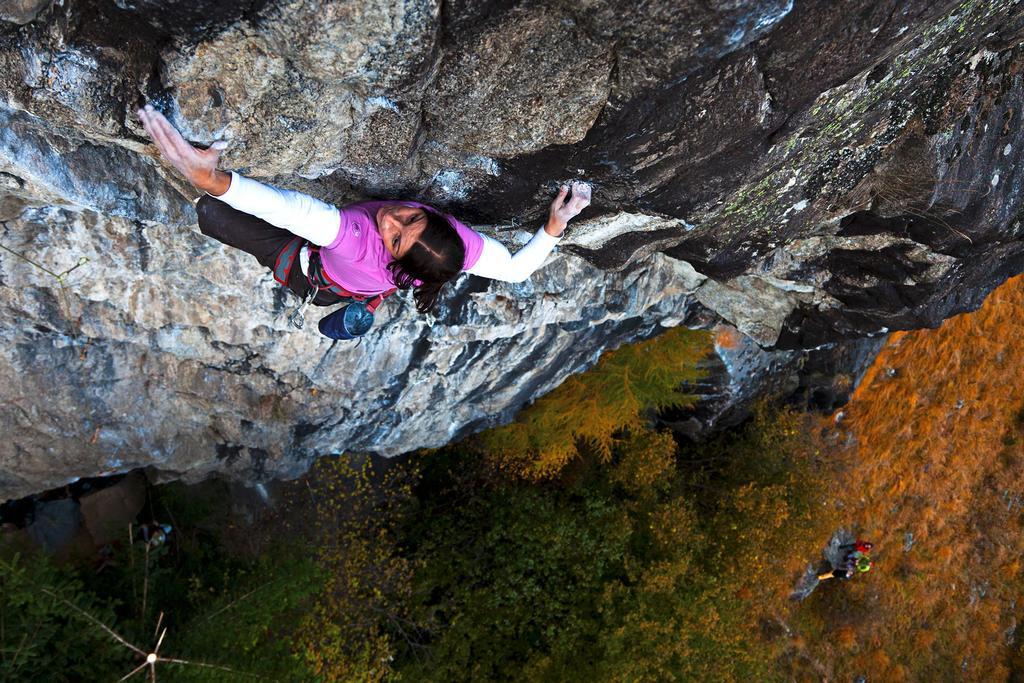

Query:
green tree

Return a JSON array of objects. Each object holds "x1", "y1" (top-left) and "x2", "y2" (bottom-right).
[
  {"x1": 399, "y1": 468, "x2": 632, "y2": 682},
  {"x1": 398, "y1": 408, "x2": 833, "y2": 681},
  {"x1": 0, "y1": 548, "x2": 131, "y2": 681},
  {"x1": 294, "y1": 457, "x2": 421, "y2": 683},
  {"x1": 162, "y1": 554, "x2": 319, "y2": 682}
]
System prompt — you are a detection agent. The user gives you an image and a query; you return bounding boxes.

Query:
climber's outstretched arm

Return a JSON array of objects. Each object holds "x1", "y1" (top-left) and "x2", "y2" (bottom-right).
[
  {"x1": 137, "y1": 105, "x2": 341, "y2": 246},
  {"x1": 468, "y1": 231, "x2": 562, "y2": 283},
  {"x1": 467, "y1": 181, "x2": 591, "y2": 283},
  {"x1": 138, "y1": 104, "x2": 593, "y2": 264},
  {"x1": 215, "y1": 172, "x2": 340, "y2": 246}
]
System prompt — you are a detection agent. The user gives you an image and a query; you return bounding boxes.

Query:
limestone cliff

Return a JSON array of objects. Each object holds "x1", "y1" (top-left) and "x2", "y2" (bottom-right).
[{"x1": 0, "y1": 0, "x2": 1022, "y2": 498}]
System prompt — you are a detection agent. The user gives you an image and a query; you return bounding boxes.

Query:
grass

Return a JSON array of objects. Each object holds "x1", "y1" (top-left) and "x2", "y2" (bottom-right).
[{"x1": 786, "y1": 274, "x2": 1024, "y2": 680}]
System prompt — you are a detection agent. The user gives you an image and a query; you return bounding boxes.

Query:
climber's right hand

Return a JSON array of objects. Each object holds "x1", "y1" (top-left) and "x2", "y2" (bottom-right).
[
  {"x1": 545, "y1": 181, "x2": 592, "y2": 237},
  {"x1": 137, "y1": 104, "x2": 231, "y2": 196}
]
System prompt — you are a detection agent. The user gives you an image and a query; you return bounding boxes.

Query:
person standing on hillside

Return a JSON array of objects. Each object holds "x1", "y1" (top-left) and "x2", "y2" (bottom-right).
[{"x1": 818, "y1": 554, "x2": 873, "y2": 581}]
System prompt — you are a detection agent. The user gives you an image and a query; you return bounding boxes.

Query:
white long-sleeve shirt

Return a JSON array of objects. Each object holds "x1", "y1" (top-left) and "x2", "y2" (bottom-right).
[{"x1": 215, "y1": 172, "x2": 561, "y2": 283}]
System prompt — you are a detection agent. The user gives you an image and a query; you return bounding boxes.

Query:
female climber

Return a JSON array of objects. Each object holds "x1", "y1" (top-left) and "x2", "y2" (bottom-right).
[{"x1": 136, "y1": 105, "x2": 592, "y2": 338}]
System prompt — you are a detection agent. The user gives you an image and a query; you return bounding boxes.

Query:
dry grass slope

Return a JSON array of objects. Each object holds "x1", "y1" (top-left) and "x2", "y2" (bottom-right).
[{"x1": 798, "y1": 274, "x2": 1024, "y2": 681}]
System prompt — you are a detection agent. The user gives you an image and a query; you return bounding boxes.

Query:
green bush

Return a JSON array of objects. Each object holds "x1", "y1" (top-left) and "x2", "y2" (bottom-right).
[{"x1": 0, "y1": 548, "x2": 131, "y2": 681}]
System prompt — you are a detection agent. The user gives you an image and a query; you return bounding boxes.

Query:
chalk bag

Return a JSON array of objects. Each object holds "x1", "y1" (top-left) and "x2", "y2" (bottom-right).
[{"x1": 318, "y1": 301, "x2": 375, "y2": 340}]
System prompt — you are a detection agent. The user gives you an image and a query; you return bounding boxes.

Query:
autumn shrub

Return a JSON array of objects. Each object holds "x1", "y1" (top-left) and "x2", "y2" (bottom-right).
[
  {"x1": 609, "y1": 428, "x2": 677, "y2": 496},
  {"x1": 798, "y1": 274, "x2": 1024, "y2": 681},
  {"x1": 294, "y1": 457, "x2": 421, "y2": 682}
]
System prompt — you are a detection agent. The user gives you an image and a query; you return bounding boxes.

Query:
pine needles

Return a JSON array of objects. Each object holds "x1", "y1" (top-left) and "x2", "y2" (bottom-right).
[{"x1": 483, "y1": 327, "x2": 712, "y2": 478}]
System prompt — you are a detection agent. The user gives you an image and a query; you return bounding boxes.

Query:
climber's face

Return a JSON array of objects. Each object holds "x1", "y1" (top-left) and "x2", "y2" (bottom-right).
[{"x1": 378, "y1": 205, "x2": 428, "y2": 259}]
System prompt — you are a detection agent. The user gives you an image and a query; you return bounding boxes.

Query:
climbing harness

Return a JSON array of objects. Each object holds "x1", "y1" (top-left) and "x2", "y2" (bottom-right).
[
  {"x1": 274, "y1": 237, "x2": 395, "y2": 338},
  {"x1": 305, "y1": 246, "x2": 394, "y2": 312}
]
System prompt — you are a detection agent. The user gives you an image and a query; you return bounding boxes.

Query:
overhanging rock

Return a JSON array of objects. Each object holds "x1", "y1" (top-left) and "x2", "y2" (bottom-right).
[{"x1": 1, "y1": 0, "x2": 1023, "y2": 496}]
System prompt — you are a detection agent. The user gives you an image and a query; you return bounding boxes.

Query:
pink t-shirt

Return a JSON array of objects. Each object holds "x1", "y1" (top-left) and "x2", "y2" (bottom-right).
[{"x1": 320, "y1": 201, "x2": 484, "y2": 296}]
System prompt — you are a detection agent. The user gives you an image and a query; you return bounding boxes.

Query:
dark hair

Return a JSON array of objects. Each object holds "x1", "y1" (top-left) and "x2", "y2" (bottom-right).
[{"x1": 386, "y1": 208, "x2": 465, "y2": 313}]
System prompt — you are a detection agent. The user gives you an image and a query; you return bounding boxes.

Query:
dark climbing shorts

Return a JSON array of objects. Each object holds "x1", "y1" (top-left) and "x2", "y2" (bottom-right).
[{"x1": 195, "y1": 195, "x2": 341, "y2": 306}]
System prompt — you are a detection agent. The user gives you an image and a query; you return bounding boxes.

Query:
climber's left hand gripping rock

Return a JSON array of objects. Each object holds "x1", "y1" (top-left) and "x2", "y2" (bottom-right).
[{"x1": 137, "y1": 104, "x2": 231, "y2": 196}]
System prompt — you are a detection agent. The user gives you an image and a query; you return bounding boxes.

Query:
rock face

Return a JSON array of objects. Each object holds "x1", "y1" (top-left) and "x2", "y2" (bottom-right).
[{"x1": 1, "y1": 0, "x2": 1023, "y2": 498}]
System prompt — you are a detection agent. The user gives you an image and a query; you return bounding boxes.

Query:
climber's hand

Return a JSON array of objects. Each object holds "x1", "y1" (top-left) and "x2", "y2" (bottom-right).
[
  {"x1": 137, "y1": 104, "x2": 231, "y2": 196},
  {"x1": 545, "y1": 181, "x2": 592, "y2": 237}
]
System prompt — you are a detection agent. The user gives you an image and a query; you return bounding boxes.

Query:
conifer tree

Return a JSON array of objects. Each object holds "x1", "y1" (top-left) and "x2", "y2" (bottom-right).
[{"x1": 484, "y1": 327, "x2": 711, "y2": 478}]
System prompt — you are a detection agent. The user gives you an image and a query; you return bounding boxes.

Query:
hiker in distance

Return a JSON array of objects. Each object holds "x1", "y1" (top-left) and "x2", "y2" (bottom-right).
[{"x1": 136, "y1": 105, "x2": 592, "y2": 338}]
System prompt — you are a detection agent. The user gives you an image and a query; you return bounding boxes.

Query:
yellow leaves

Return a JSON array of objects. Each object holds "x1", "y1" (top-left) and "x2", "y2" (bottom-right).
[
  {"x1": 637, "y1": 559, "x2": 689, "y2": 595},
  {"x1": 714, "y1": 324, "x2": 742, "y2": 350},
  {"x1": 483, "y1": 327, "x2": 712, "y2": 479},
  {"x1": 610, "y1": 429, "x2": 677, "y2": 495},
  {"x1": 914, "y1": 629, "x2": 936, "y2": 649},
  {"x1": 292, "y1": 456, "x2": 416, "y2": 683},
  {"x1": 886, "y1": 476, "x2": 908, "y2": 497},
  {"x1": 647, "y1": 499, "x2": 699, "y2": 557},
  {"x1": 869, "y1": 649, "x2": 891, "y2": 671},
  {"x1": 1003, "y1": 559, "x2": 1021, "y2": 578}
]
